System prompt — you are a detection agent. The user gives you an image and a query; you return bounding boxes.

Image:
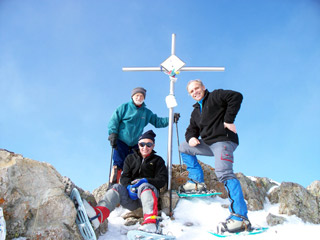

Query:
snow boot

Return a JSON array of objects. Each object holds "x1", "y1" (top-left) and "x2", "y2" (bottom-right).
[
  {"x1": 217, "y1": 216, "x2": 251, "y2": 234},
  {"x1": 83, "y1": 187, "x2": 120, "y2": 230},
  {"x1": 179, "y1": 181, "x2": 206, "y2": 193},
  {"x1": 139, "y1": 188, "x2": 160, "y2": 233},
  {"x1": 216, "y1": 178, "x2": 250, "y2": 234},
  {"x1": 83, "y1": 200, "x2": 110, "y2": 230}
]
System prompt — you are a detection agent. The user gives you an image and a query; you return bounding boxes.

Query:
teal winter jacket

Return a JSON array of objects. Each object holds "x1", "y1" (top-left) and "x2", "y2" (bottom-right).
[{"x1": 108, "y1": 100, "x2": 169, "y2": 147}]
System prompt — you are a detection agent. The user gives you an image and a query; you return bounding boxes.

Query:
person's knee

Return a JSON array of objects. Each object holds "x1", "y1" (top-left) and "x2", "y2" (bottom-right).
[
  {"x1": 215, "y1": 170, "x2": 236, "y2": 183},
  {"x1": 181, "y1": 153, "x2": 199, "y2": 168},
  {"x1": 111, "y1": 183, "x2": 123, "y2": 191},
  {"x1": 99, "y1": 186, "x2": 121, "y2": 211},
  {"x1": 138, "y1": 183, "x2": 159, "y2": 198},
  {"x1": 179, "y1": 141, "x2": 190, "y2": 153}
]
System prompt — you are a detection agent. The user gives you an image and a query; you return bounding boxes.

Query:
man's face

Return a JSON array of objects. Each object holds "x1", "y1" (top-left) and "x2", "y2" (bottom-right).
[
  {"x1": 187, "y1": 82, "x2": 206, "y2": 101},
  {"x1": 138, "y1": 138, "x2": 154, "y2": 158},
  {"x1": 132, "y1": 93, "x2": 145, "y2": 105}
]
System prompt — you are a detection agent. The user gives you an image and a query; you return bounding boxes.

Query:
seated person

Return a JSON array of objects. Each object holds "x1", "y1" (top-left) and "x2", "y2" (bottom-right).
[{"x1": 84, "y1": 130, "x2": 168, "y2": 233}]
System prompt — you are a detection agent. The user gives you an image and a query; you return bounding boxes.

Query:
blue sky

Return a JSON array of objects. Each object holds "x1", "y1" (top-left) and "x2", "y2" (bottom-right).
[{"x1": 1, "y1": 0, "x2": 319, "y2": 192}]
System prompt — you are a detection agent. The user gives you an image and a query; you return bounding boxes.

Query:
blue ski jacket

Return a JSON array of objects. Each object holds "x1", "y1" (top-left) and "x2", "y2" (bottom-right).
[{"x1": 108, "y1": 100, "x2": 169, "y2": 147}]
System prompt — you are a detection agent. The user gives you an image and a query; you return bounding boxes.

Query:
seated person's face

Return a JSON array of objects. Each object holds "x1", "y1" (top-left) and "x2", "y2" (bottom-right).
[{"x1": 138, "y1": 139, "x2": 154, "y2": 158}]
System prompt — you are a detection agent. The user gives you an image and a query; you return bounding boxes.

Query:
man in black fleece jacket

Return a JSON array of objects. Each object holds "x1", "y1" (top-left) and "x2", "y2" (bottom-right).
[{"x1": 179, "y1": 79, "x2": 251, "y2": 234}]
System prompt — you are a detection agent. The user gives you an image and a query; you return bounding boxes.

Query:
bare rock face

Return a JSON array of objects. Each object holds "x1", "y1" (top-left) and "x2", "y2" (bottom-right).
[
  {"x1": 237, "y1": 174, "x2": 278, "y2": 211},
  {"x1": 307, "y1": 180, "x2": 320, "y2": 217},
  {"x1": 158, "y1": 190, "x2": 179, "y2": 216},
  {"x1": 0, "y1": 149, "x2": 81, "y2": 239},
  {"x1": 266, "y1": 213, "x2": 286, "y2": 226},
  {"x1": 277, "y1": 182, "x2": 320, "y2": 224},
  {"x1": 92, "y1": 182, "x2": 110, "y2": 203},
  {"x1": 307, "y1": 180, "x2": 320, "y2": 198},
  {"x1": 268, "y1": 185, "x2": 280, "y2": 204}
]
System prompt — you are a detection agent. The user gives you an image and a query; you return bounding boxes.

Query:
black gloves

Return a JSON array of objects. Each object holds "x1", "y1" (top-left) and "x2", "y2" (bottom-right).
[
  {"x1": 108, "y1": 133, "x2": 118, "y2": 148},
  {"x1": 174, "y1": 113, "x2": 180, "y2": 123}
]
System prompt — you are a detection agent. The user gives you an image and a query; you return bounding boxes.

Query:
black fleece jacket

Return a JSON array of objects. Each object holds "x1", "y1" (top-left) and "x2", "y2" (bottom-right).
[
  {"x1": 120, "y1": 149, "x2": 168, "y2": 190},
  {"x1": 185, "y1": 89, "x2": 243, "y2": 145}
]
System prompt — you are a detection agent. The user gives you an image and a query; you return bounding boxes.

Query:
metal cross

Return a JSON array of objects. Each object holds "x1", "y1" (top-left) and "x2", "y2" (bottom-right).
[{"x1": 123, "y1": 33, "x2": 225, "y2": 215}]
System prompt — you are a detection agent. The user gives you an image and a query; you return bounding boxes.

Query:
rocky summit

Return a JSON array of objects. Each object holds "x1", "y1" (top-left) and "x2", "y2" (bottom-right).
[{"x1": 0, "y1": 149, "x2": 319, "y2": 239}]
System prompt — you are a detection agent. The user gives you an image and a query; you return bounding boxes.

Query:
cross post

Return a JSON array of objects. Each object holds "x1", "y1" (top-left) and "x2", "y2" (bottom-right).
[{"x1": 123, "y1": 33, "x2": 225, "y2": 216}]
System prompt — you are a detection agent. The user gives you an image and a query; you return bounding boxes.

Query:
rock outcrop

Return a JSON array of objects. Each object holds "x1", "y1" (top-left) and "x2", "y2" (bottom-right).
[
  {"x1": 0, "y1": 149, "x2": 91, "y2": 239},
  {"x1": 269, "y1": 182, "x2": 320, "y2": 224},
  {"x1": 1, "y1": 149, "x2": 319, "y2": 239}
]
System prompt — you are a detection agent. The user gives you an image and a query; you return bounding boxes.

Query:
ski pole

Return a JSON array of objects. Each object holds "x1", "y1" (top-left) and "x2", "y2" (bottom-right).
[
  {"x1": 174, "y1": 113, "x2": 182, "y2": 173},
  {"x1": 108, "y1": 148, "x2": 114, "y2": 186}
]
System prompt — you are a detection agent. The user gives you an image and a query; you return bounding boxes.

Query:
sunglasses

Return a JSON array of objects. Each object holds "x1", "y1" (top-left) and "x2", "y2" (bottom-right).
[{"x1": 138, "y1": 142, "x2": 154, "y2": 148}]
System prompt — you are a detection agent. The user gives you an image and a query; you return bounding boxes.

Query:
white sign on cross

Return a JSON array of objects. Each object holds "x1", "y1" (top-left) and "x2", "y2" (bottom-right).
[{"x1": 123, "y1": 33, "x2": 225, "y2": 215}]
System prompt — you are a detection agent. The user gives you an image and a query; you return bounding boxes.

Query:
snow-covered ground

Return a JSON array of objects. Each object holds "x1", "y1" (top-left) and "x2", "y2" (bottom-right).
[{"x1": 100, "y1": 196, "x2": 320, "y2": 240}]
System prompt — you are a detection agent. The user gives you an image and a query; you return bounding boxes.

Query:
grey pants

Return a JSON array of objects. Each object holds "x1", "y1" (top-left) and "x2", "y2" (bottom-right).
[
  {"x1": 98, "y1": 183, "x2": 159, "y2": 215},
  {"x1": 179, "y1": 140, "x2": 238, "y2": 182}
]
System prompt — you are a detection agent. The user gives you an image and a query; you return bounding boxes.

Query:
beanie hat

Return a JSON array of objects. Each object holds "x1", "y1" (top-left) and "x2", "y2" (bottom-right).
[
  {"x1": 138, "y1": 130, "x2": 156, "y2": 142},
  {"x1": 131, "y1": 87, "x2": 147, "y2": 98}
]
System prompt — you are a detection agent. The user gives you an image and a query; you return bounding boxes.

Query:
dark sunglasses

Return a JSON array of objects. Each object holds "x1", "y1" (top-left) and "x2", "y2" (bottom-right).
[{"x1": 138, "y1": 142, "x2": 154, "y2": 148}]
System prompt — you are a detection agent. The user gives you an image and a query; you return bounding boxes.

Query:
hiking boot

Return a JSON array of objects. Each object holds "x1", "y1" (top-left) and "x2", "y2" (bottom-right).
[
  {"x1": 83, "y1": 199, "x2": 100, "y2": 230},
  {"x1": 138, "y1": 223, "x2": 158, "y2": 233},
  {"x1": 179, "y1": 181, "x2": 206, "y2": 193},
  {"x1": 83, "y1": 200, "x2": 110, "y2": 230},
  {"x1": 216, "y1": 218, "x2": 251, "y2": 234}
]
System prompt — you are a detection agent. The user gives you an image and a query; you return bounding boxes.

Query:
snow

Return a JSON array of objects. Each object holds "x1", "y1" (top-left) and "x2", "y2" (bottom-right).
[{"x1": 99, "y1": 196, "x2": 320, "y2": 240}]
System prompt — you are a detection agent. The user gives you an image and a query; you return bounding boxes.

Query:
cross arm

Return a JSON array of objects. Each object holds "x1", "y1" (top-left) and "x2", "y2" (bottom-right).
[{"x1": 122, "y1": 66, "x2": 225, "y2": 72}]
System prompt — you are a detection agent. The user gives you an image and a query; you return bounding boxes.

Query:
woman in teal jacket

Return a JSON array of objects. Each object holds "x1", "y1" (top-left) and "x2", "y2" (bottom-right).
[{"x1": 108, "y1": 87, "x2": 169, "y2": 184}]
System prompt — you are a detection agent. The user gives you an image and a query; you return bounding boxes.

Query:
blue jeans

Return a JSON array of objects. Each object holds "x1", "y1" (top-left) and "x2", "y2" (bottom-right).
[{"x1": 113, "y1": 140, "x2": 138, "y2": 169}]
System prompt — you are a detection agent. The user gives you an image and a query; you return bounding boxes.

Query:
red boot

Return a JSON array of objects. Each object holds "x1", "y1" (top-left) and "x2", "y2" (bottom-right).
[{"x1": 83, "y1": 200, "x2": 110, "y2": 229}]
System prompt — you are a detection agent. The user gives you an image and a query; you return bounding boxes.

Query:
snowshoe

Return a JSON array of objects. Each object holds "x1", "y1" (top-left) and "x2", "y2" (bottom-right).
[
  {"x1": 128, "y1": 215, "x2": 176, "y2": 239},
  {"x1": 127, "y1": 230, "x2": 176, "y2": 240},
  {"x1": 70, "y1": 188, "x2": 97, "y2": 240},
  {"x1": 178, "y1": 181, "x2": 207, "y2": 194},
  {"x1": 0, "y1": 207, "x2": 6, "y2": 240},
  {"x1": 216, "y1": 217, "x2": 252, "y2": 234},
  {"x1": 209, "y1": 226, "x2": 268, "y2": 237},
  {"x1": 177, "y1": 190, "x2": 222, "y2": 198},
  {"x1": 178, "y1": 178, "x2": 221, "y2": 197}
]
